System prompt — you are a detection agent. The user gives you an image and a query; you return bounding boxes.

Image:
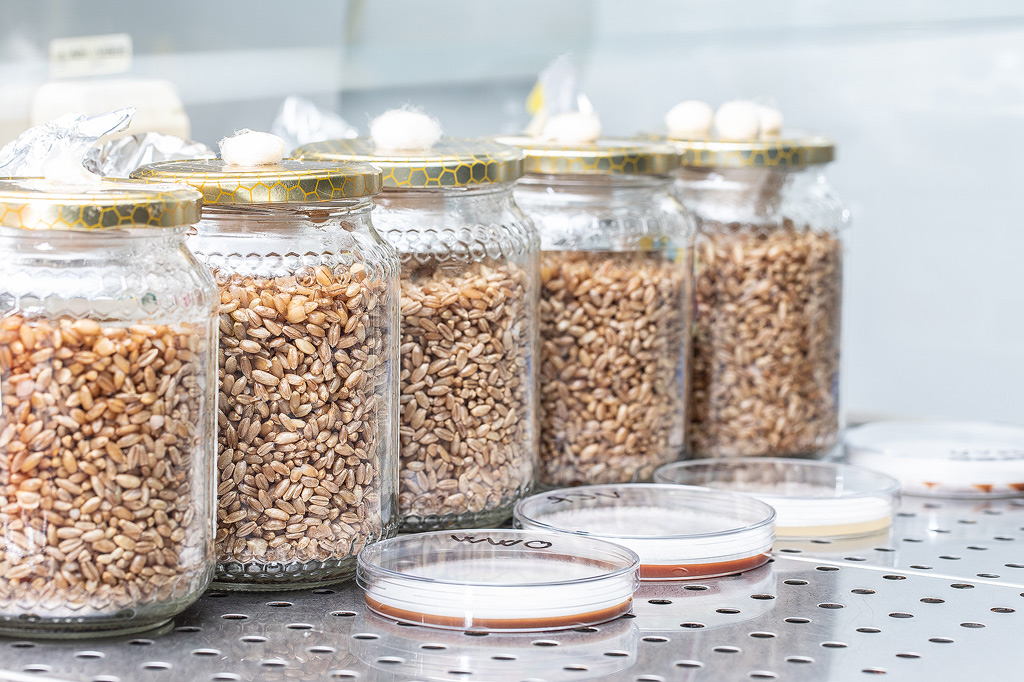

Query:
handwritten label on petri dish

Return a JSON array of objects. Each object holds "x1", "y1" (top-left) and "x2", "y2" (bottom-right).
[{"x1": 449, "y1": 534, "x2": 553, "y2": 549}]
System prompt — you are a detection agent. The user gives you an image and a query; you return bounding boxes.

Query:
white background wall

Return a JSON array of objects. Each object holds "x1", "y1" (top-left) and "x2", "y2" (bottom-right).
[{"x1": 2, "y1": 0, "x2": 1023, "y2": 424}]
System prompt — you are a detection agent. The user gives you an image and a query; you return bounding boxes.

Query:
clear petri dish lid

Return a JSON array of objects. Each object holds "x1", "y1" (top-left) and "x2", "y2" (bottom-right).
[
  {"x1": 655, "y1": 458, "x2": 900, "y2": 539},
  {"x1": 514, "y1": 484, "x2": 775, "y2": 581},
  {"x1": 356, "y1": 530, "x2": 639, "y2": 632},
  {"x1": 846, "y1": 420, "x2": 1024, "y2": 498}
]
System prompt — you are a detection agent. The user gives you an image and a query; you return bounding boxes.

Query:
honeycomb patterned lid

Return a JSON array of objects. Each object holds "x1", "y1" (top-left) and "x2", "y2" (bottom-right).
[
  {"x1": 495, "y1": 137, "x2": 680, "y2": 176},
  {"x1": 0, "y1": 178, "x2": 202, "y2": 231},
  {"x1": 293, "y1": 139, "x2": 523, "y2": 189},
  {"x1": 130, "y1": 159, "x2": 382, "y2": 205},
  {"x1": 654, "y1": 133, "x2": 835, "y2": 169}
]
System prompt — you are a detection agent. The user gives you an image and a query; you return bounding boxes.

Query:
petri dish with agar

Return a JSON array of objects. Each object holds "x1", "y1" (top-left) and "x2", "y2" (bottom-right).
[
  {"x1": 846, "y1": 421, "x2": 1024, "y2": 498},
  {"x1": 356, "y1": 530, "x2": 640, "y2": 632},
  {"x1": 514, "y1": 484, "x2": 775, "y2": 580},
  {"x1": 655, "y1": 458, "x2": 900, "y2": 539}
]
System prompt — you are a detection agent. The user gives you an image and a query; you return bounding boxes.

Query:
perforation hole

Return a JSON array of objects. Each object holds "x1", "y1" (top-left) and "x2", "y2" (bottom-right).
[
  {"x1": 751, "y1": 594, "x2": 775, "y2": 600},
  {"x1": 286, "y1": 623, "x2": 313, "y2": 630},
  {"x1": 683, "y1": 585, "x2": 709, "y2": 591},
  {"x1": 921, "y1": 598, "x2": 945, "y2": 604},
  {"x1": 21, "y1": 665, "x2": 51, "y2": 674},
  {"x1": 816, "y1": 566, "x2": 840, "y2": 571},
  {"x1": 778, "y1": 548, "x2": 801, "y2": 553},
  {"x1": 883, "y1": 575, "x2": 907, "y2": 581},
  {"x1": 603, "y1": 651, "x2": 629, "y2": 658},
  {"x1": 573, "y1": 626, "x2": 599, "y2": 633},
  {"x1": 821, "y1": 642, "x2": 848, "y2": 649},
  {"x1": 311, "y1": 588, "x2": 336, "y2": 594},
  {"x1": 220, "y1": 614, "x2": 248, "y2": 620},
  {"x1": 675, "y1": 660, "x2": 703, "y2": 668},
  {"x1": 960, "y1": 622, "x2": 985, "y2": 628},
  {"x1": 1005, "y1": 563, "x2": 1024, "y2": 569},
  {"x1": 141, "y1": 662, "x2": 171, "y2": 671},
  {"x1": 896, "y1": 653, "x2": 921, "y2": 659},
  {"x1": 128, "y1": 639, "x2": 154, "y2": 646},
  {"x1": 353, "y1": 633, "x2": 379, "y2": 641},
  {"x1": 375, "y1": 657, "x2": 403, "y2": 665},
  {"x1": 532, "y1": 640, "x2": 559, "y2": 647},
  {"x1": 211, "y1": 675, "x2": 240, "y2": 682},
  {"x1": 750, "y1": 632, "x2": 776, "y2": 638},
  {"x1": 492, "y1": 655, "x2": 517, "y2": 661},
  {"x1": 175, "y1": 626, "x2": 201, "y2": 633},
  {"x1": 978, "y1": 573, "x2": 1001, "y2": 578},
  {"x1": 635, "y1": 676, "x2": 664, "y2": 682},
  {"x1": 749, "y1": 673, "x2": 777, "y2": 680},
  {"x1": 75, "y1": 651, "x2": 105, "y2": 659},
  {"x1": 992, "y1": 607, "x2": 1016, "y2": 613},
  {"x1": 785, "y1": 617, "x2": 811, "y2": 624},
  {"x1": 845, "y1": 556, "x2": 867, "y2": 561},
  {"x1": 929, "y1": 638, "x2": 954, "y2": 644},
  {"x1": 951, "y1": 583, "x2": 975, "y2": 589},
  {"x1": 642, "y1": 636, "x2": 669, "y2": 643},
  {"x1": 861, "y1": 668, "x2": 887, "y2": 675},
  {"x1": 330, "y1": 611, "x2": 357, "y2": 617},
  {"x1": 648, "y1": 599, "x2": 672, "y2": 605},
  {"x1": 680, "y1": 622, "x2": 705, "y2": 628},
  {"x1": 308, "y1": 646, "x2": 337, "y2": 654},
  {"x1": 784, "y1": 579, "x2": 808, "y2": 586},
  {"x1": 714, "y1": 646, "x2": 741, "y2": 654},
  {"x1": 857, "y1": 627, "x2": 881, "y2": 633},
  {"x1": 563, "y1": 665, "x2": 589, "y2": 672},
  {"x1": 328, "y1": 671, "x2": 359, "y2": 680},
  {"x1": 261, "y1": 660, "x2": 288, "y2": 668},
  {"x1": 464, "y1": 630, "x2": 489, "y2": 636},
  {"x1": 717, "y1": 608, "x2": 741, "y2": 614},
  {"x1": 818, "y1": 603, "x2": 844, "y2": 609},
  {"x1": 241, "y1": 636, "x2": 267, "y2": 643},
  {"x1": 786, "y1": 656, "x2": 814, "y2": 664},
  {"x1": 889, "y1": 612, "x2": 914, "y2": 619},
  {"x1": 192, "y1": 649, "x2": 221, "y2": 657},
  {"x1": 852, "y1": 589, "x2": 876, "y2": 594},
  {"x1": 10, "y1": 642, "x2": 35, "y2": 648}
]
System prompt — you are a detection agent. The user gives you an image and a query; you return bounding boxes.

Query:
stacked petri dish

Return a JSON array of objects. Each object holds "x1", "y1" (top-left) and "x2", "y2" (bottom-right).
[{"x1": 655, "y1": 458, "x2": 900, "y2": 539}]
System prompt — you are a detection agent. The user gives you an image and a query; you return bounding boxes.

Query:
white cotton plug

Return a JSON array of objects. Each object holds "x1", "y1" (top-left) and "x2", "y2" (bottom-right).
[
  {"x1": 758, "y1": 105, "x2": 784, "y2": 137},
  {"x1": 541, "y1": 112, "x2": 602, "y2": 145},
  {"x1": 714, "y1": 101, "x2": 761, "y2": 141},
  {"x1": 664, "y1": 100, "x2": 713, "y2": 139},
  {"x1": 219, "y1": 130, "x2": 286, "y2": 167},
  {"x1": 370, "y1": 109, "x2": 442, "y2": 152}
]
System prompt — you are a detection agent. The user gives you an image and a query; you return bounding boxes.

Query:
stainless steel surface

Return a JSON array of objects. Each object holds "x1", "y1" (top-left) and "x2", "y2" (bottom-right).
[{"x1": 2, "y1": 497, "x2": 1022, "y2": 681}]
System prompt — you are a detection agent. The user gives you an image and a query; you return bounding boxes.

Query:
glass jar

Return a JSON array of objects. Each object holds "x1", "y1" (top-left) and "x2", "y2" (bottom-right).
[
  {"x1": 133, "y1": 160, "x2": 399, "y2": 589},
  {"x1": 667, "y1": 135, "x2": 847, "y2": 459},
  {"x1": 500, "y1": 138, "x2": 693, "y2": 487},
  {"x1": 0, "y1": 180, "x2": 217, "y2": 636},
  {"x1": 295, "y1": 139, "x2": 538, "y2": 531}
]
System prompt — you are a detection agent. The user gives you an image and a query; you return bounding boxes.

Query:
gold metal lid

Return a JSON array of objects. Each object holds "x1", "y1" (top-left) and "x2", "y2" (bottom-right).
[
  {"x1": 657, "y1": 133, "x2": 835, "y2": 168},
  {"x1": 495, "y1": 137, "x2": 680, "y2": 176},
  {"x1": 130, "y1": 159, "x2": 382, "y2": 205},
  {"x1": 0, "y1": 178, "x2": 202, "y2": 231},
  {"x1": 293, "y1": 139, "x2": 523, "y2": 188}
]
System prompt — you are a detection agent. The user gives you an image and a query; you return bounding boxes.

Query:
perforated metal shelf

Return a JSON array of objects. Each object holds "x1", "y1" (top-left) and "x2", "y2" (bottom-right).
[{"x1": 2, "y1": 497, "x2": 1022, "y2": 682}]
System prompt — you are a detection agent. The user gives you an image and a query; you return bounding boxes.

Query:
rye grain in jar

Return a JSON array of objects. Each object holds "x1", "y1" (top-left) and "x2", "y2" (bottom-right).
[
  {"x1": 133, "y1": 158, "x2": 399, "y2": 589},
  {"x1": 296, "y1": 137, "x2": 538, "y2": 531},
  {"x1": 0, "y1": 180, "x2": 217, "y2": 635},
  {"x1": 502, "y1": 139, "x2": 693, "y2": 487},
  {"x1": 666, "y1": 135, "x2": 847, "y2": 459}
]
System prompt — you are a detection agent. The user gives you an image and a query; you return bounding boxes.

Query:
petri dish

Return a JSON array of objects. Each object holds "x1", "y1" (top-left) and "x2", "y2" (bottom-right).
[
  {"x1": 356, "y1": 530, "x2": 640, "y2": 632},
  {"x1": 846, "y1": 420, "x2": 1024, "y2": 498},
  {"x1": 513, "y1": 484, "x2": 775, "y2": 580},
  {"x1": 655, "y1": 459, "x2": 900, "y2": 539}
]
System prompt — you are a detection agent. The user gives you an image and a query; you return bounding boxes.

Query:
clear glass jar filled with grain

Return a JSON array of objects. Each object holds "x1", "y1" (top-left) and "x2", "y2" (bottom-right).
[
  {"x1": 498, "y1": 138, "x2": 693, "y2": 488},
  {"x1": 132, "y1": 159, "x2": 400, "y2": 589},
  {"x1": 295, "y1": 138, "x2": 538, "y2": 531},
  {"x1": 666, "y1": 135, "x2": 847, "y2": 459},
  {"x1": 0, "y1": 180, "x2": 217, "y2": 636}
]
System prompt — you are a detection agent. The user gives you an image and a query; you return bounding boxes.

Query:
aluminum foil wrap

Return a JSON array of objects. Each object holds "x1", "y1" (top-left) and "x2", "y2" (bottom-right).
[
  {"x1": 0, "y1": 108, "x2": 136, "y2": 183},
  {"x1": 271, "y1": 96, "x2": 358, "y2": 153},
  {"x1": 84, "y1": 133, "x2": 215, "y2": 178}
]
